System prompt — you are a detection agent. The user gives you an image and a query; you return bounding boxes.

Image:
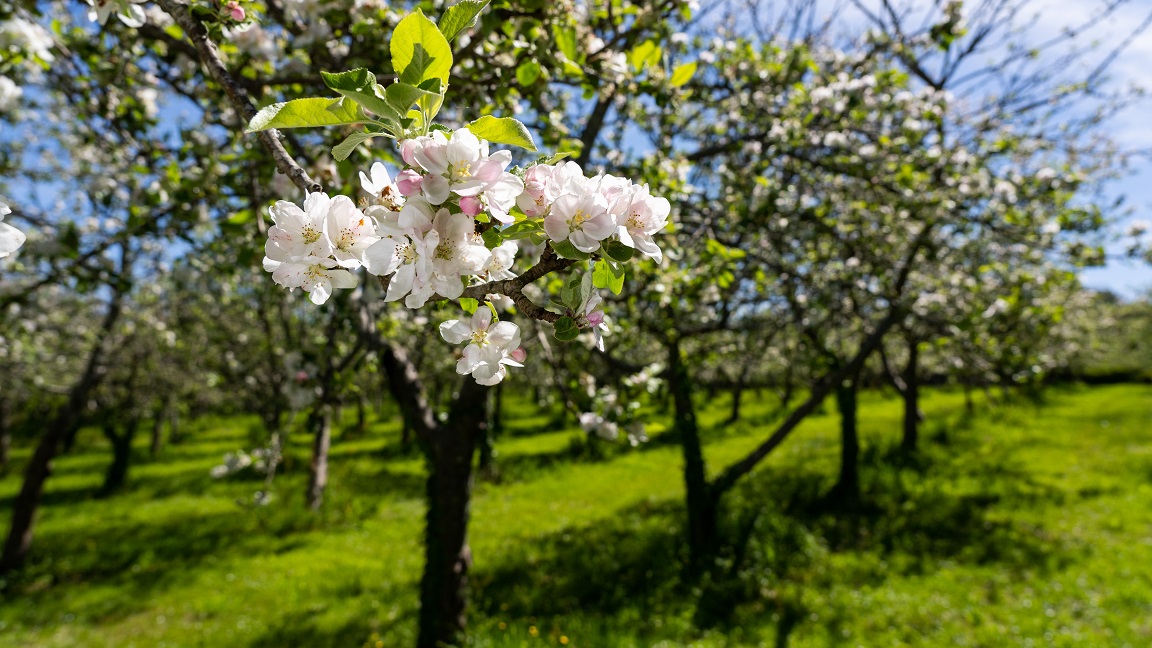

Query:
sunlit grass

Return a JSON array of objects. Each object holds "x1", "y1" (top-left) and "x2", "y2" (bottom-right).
[{"x1": 0, "y1": 384, "x2": 1149, "y2": 646}]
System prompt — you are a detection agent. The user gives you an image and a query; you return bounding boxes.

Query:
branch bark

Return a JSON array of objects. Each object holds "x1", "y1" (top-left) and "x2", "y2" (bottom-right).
[{"x1": 156, "y1": 0, "x2": 322, "y2": 194}]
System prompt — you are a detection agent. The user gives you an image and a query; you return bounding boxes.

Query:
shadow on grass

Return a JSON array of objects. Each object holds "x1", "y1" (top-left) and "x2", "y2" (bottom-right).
[{"x1": 473, "y1": 435, "x2": 1081, "y2": 640}]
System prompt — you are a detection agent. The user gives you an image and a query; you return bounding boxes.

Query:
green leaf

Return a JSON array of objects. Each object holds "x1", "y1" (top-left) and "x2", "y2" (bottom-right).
[
  {"x1": 320, "y1": 69, "x2": 403, "y2": 124},
  {"x1": 467, "y1": 115, "x2": 537, "y2": 151},
  {"x1": 516, "y1": 60, "x2": 542, "y2": 86},
  {"x1": 603, "y1": 240, "x2": 635, "y2": 263},
  {"x1": 500, "y1": 220, "x2": 543, "y2": 239},
  {"x1": 246, "y1": 97, "x2": 367, "y2": 132},
  {"x1": 459, "y1": 298, "x2": 479, "y2": 314},
  {"x1": 628, "y1": 40, "x2": 659, "y2": 73},
  {"x1": 391, "y1": 10, "x2": 453, "y2": 88},
  {"x1": 385, "y1": 82, "x2": 441, "y2": 114},
  {"x1": 481, "y1": 226, "x2": 502, "y2": 249},
  {"x1": 552, "y1": 25, "x2": 579, "y2": 63},
  {"x1": 332, "y1": 131, "x2": 388, "y2": 161},
  {"x1": 592, "y1": 259, "x2": 625, "y2": 294},
  {"x1": 551, "y1": 240, "x2": 591, "y2": 260},
  {"x1": 438, "y1": 0, "x2": 490, "y2": 43},
  {"x1": 553, "y1": 316, "x2": 580, "y2": 341},
  {"x1": 670, "y1": 61, "x2": 697, "y2": 87}
]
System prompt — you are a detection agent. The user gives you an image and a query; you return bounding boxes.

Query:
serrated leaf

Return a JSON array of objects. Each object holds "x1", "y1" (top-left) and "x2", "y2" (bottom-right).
[
  {"x1": 500, "y1": 220, "x2": 543, "y2": 239},
  {"x1": 516, "y1": 60, "x2": 542, "y2": 86},
  {"x1": 551, "y1": 240, "x2": 591, "y2": 260},
  {"x1": 670, "y1": 61, "x2": 697, "y2": 87},
  {"x1": 467, "y1": 115, "x2": 537, "y2": 151},
  {"x1": 603, "y1": 239, "x2": 635, "y2": 262},
  {"x1": 391, "y1": 10, "x2": 453, "y2": 88},
  {"x1": 332, "y1": 131, "x2": 388, "y2": 161},
  {"x1": 438, "y1": 0, "x2": 490, "y2": 43},
  {"x1": 554, "y1": 316, "x2": 580, "y2": 341},
  {"x1": 246, "y1": 97, "x2": 366, "y2": 132},
  {"x1": 459, "y1": 298, "x2": 479, "y2": 314}
]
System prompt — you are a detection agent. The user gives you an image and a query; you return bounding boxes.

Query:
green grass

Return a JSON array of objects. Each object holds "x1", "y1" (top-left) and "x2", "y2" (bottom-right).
[{"x1": 0, "y1": 384, "x2": 1150, "y2": 647}]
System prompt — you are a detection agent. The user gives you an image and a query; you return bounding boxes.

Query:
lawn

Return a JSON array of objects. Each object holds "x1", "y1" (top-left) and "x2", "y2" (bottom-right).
[{"x1": 0, "y1": 384, "x2": 1150, "y2": 647}]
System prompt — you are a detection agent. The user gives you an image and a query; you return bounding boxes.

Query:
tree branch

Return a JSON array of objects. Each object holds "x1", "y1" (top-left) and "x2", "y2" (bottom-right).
[{"x1": 155, "y1": 0, "x2": 322, "y2": 194}]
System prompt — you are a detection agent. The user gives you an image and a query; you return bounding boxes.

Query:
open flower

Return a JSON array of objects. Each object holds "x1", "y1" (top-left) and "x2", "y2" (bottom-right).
[
  {"x1": 264, "y1": 192, "x2": 335, "y2": 262},
  {"x1": 363, "y1": 198, "x2": 440, "y2": 308},
  {"x1": 324, "y1": 196, "x2": 378, "y2": 268},
  {"x1": 0, "y1": 199, "x2": 26, "y2": 259},
  {"x1": 544, "y1": 191, "x2": 614, "y2": 253},
  {"x1": 440, "y1": 308, "x2": 523, "y2": 385},
  {"x1": 263, "y1": 255, "x2": 357, "y2": 305},
  {"x1": 429, "y1": 209, "x2": 491, "y2": 298},
  {"x1": 86, "y1": 0, "x2": 146, "y2": 28},
  {"x1": 360, "y1": 162, "x2": 404, "y2": 210},
  {"x1": 411, "y1": 129, "x2": 517, "y2": 207},
  {"x1": 615, "y1": 184, "x2": 670, "y2": 262}
]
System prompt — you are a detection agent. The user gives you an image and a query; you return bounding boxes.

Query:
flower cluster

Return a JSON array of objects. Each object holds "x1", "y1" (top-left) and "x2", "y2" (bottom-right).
[{"x1": 261, "y1": 127, "x2": 669, "y2": 384}]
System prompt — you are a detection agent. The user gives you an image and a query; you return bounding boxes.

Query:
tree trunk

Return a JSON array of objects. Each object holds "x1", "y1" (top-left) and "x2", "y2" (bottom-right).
[
  {"x1": 1, "y1": 289, "x2": 122, "y2": 575},
  {"x1": 417, "y1": 380, "x2": 488, "y2": 648},
  {"x1": 150, "y1": 404, "x2": 165, "y2": 458},
  {"x1": 478, "y1": 384, "x2": 502, "y2": 475},
  {"x1": 0, "y1": 399, "x2": 10, "y2": 472},
  {"x1": 901, "y1": 341, "x2": 921, "y2": 452},
  {"x1": 306, "y1": 405, "x2": 332, "y2": 511},
  {"x1": 668, "y1": 338, "x2": 717, "y2": 573},
  {"x1": 829, "y1": 379, "x2": 860, "y2": 504},
  {"x1": 168, "y1": 401, "x2": 182, "y2": 444},
  {"x1": 100, "y1": 416, "x2": 139, "y2": 496}
]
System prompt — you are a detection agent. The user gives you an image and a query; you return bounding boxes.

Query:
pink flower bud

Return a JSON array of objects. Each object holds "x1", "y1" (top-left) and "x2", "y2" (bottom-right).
[
  {"x1": 459, "y1": 195, "x2": 484, "y2": 217},
  {"x1": 400, "y1": 140, "x2": 421, "y2": 166},
  {"x1": 395, "y1": 169, "x2": 423, "y2": 196},
  {"x1": 226, "y1": 1, "x2": 245, "y2": 21},
  {"x1": 510, "y1": 347, "x2": 527, "y2": 363},
  {"x1": 586, "y1": 310, "x2": 605, "y2": 327}
]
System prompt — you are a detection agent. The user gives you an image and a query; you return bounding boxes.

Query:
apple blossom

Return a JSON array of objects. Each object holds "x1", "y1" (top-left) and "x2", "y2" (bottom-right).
[
  {"x1": 264, "y1": 192, "x2": 336, "y2": 262},
  {"x1": 324, "y1": 196, "x2": 378, "y2": 268},
  {"x1": 615, "y1": 184, "x2": 671, "y2": 262},
  {"x1": 86, "y1": 0, "x2": 147, "y2": 28},
  {"x1": 439, "y1": 308, "x2": 524, "y2": 385},
  {"x1": 0, "y1": 199, "x2": 26, "y2": 259},
  {"x1": 263, "y1": 254, "x2": 357, "y2": 305},
  {"x1": 544, "y1": 191, "x2": 615, "y2": 253},
  {"x1": 360, "y1": 162, "x2": 404, "y2": 210}
]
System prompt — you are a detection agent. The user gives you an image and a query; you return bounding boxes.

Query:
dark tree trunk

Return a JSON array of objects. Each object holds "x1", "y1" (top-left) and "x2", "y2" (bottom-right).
[
  {"x1": 100, "y1": 416, "x2": 139, "y2": 496},
  {"x1": 1, "y1": 289, "x2": 122, "y2": 575},
  {"x1": 417, "y1": 380, "x2": 488, "y2": 648},
  {"x1": 355, "y1": 394, "x2": 366, "y2": 435},
  {"x1": 668, "y1": 338, "x2": 717, "y2": 573},
  {"x1": 478, "y1": 384, "x2": 502, "y2": 475},
  {"x1": 306, "y1": 405, "x2": 332, "y2": 511},
  {"x1": 150, "y1": 404, "x2": 165, "y2": 458},
  {"x1": 168, "y1": 401, "x2": 182, "y2": 444},
  {"x1": 0, "y1": 399, "x2": 10, "y2": 472},
  {"x1": 829, "y1": 379, "x2": 860, "y2": 504},
  {"x1": 901, "y1": 341, "x2": 922, "y2": 452},
  {"x1": 780, "y1": 368, "x2": 795, "y2": 410},
  {"x1": 726, "y1": 372, "x2": 746, "y2": 425}
]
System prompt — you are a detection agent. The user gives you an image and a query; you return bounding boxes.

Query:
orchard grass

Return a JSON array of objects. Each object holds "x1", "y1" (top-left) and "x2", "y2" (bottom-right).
[{"x1": 0, "y1": 384, "x2": 1150, "y2": 646}]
